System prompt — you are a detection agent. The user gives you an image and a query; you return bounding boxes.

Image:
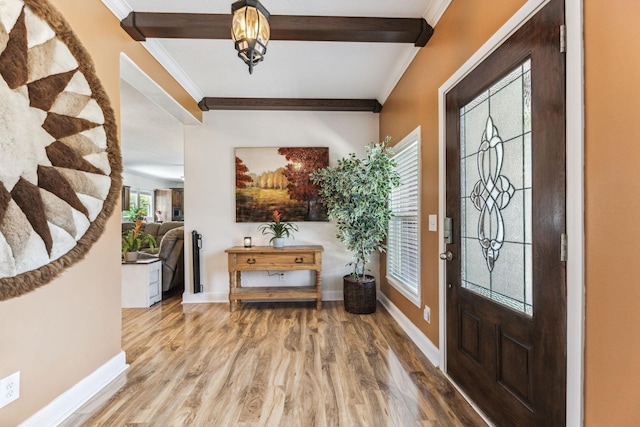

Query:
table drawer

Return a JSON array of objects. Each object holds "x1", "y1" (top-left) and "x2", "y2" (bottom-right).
[{"x1": 235, "y1": 252, "x2": 316, "y2": 268}]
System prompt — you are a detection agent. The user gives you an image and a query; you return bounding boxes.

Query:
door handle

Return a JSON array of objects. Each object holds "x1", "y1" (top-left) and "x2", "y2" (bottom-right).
[{"x1": 439, "y1": 251, "x2": 454, "y2": 261}]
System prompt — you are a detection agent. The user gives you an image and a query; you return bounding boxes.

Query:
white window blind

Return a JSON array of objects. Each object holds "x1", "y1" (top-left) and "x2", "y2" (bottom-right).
[{"x1": 387, "y1": 132, "x2": 420, "y2": 306}]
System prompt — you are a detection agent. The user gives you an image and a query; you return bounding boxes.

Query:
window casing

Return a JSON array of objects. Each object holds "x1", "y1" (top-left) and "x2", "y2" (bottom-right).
[{"x1": 386, "y1": 128, "x2": 421, "y2": 306}]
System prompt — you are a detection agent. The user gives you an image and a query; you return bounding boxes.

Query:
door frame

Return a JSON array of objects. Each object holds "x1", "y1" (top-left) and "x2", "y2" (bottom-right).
[{"x1": 437, "y1": 0, "x2": 584, "y2": 425}]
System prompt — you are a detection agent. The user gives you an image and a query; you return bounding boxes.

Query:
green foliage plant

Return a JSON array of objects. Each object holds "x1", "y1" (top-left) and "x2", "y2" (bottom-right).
[
  {"x1": 258, "y1": 210, "x2": 299, "y2": 243},
  {"x1": 311, "y1": 137, "x2": 400, "y2": 280},
  {"x1": 122, "y1": 219, "x2": 156, "y2": 254},
  {"x1": 123, "y1": 205, "x2": 148, "y2": 222}
]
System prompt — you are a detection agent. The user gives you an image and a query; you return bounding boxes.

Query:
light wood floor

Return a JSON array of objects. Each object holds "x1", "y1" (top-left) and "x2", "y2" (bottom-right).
[{"x1": 61, "y1": 297, "x2": 487, "y2": 426}]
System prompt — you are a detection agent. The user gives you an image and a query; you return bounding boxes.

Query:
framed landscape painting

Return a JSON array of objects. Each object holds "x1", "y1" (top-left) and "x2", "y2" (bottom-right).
[{"x1": 235, "y1": 147, "x2": 329, "y2": 222}]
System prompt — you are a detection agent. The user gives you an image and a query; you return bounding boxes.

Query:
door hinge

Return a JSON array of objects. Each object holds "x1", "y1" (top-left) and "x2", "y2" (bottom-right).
[
  {"x1": 559, "y1": 24, "x2": 567, "y2": 53},
  {"x1": 561, "y1": 233, "x2": 568, "y2": 262}
]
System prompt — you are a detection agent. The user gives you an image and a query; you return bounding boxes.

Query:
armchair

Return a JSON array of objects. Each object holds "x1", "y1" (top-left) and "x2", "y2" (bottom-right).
[{"x1": 139, "y1": 226, "x2": 184, "y2": 294}]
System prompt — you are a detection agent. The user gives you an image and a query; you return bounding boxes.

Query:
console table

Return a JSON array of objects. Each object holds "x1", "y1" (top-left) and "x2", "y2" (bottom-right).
[{"x1": 225, "y1": 245, "x2": 324, "y2": 311}]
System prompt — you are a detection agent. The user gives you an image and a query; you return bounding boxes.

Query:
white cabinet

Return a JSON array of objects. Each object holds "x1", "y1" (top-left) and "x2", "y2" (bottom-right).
[{"x1": 121, "y1": 258, "x2": 162, "y2": 308}]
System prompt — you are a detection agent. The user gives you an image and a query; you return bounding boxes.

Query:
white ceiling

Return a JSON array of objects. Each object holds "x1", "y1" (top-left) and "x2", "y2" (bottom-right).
[
  {"x1": 120, "y1": 79, "x2": 184, "y2": 183},
  {"x1": 124, "y1": 0, "x2": 432, "y2": 17},
  {"x1": 109, "y1": 0, "x2": 449, "y2": 182}
]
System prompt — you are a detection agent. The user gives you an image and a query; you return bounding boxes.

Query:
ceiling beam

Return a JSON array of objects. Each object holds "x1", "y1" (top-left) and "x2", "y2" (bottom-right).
[
  {"x1": 121, "y1": 12, "x2": 433, "y2": 47},
  {"x1": 198, "y1": 98, "x2": 383, "y2": 113}
]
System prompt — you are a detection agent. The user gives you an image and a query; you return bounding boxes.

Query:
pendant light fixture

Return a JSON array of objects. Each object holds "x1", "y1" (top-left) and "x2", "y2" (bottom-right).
[{"x1": 231, "y1": 0, "x2": 270, "y2": 74}]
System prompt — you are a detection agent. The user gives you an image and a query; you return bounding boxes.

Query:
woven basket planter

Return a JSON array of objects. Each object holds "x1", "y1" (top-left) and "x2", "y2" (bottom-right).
[{"x1": 343, "y1": 275, "x2": 376, "y2": 314}]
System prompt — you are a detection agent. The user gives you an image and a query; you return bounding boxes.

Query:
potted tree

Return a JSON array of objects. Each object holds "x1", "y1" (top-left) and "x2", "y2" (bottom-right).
[{"x1": 311, "y1": 137, "x2": 400, "y2": 313}]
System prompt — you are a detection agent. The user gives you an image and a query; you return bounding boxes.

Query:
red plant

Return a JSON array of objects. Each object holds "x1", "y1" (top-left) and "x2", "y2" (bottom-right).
[{"x1": 258, "y1": 210, "x2": 298, "y2": 242}]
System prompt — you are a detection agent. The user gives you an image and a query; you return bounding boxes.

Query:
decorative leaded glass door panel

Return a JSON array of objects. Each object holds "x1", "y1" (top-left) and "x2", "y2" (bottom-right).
[
  {"x1": 444, "y1": 1, "x2": 566, "y2": 426},
  {"x1": 460, "y1": 59, "x2": 533, "y2": 315}
]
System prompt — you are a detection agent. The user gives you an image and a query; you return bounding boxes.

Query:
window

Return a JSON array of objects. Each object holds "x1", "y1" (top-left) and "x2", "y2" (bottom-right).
[
  {"x1": 387, "y1": 128, "x2": 420, "y2": 306},
  {"x1": 138, "y1": 190, "x2": 153, "y2": 221},
  {"x1": 122, "y1": 187, "x2": 154, "y2": 222}
]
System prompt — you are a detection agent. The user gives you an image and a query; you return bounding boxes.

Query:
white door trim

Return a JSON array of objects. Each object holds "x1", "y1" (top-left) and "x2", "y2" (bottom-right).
[{"x1": 437, "y1": 0, "x2": 584, "y2": 425}]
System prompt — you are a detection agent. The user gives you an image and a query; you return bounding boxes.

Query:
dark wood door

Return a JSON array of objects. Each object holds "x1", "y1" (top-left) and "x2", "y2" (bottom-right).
[{"x1": 445, "y1": 1, "x2": 566, "y2": 426}]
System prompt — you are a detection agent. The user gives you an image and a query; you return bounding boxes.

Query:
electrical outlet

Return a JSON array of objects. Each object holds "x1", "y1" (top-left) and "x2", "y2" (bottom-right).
[
  {"x1": 423, "y1": 305, "x2": 431, "y2": 323},
  {"x1": 0, "y1": 371, "x2": 20, "y2": 408}
]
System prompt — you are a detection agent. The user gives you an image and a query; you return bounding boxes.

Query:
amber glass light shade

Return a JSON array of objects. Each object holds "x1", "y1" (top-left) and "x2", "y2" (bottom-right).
[{"x1": 231, "y1": 0, "x2": 270, "y2": 74}]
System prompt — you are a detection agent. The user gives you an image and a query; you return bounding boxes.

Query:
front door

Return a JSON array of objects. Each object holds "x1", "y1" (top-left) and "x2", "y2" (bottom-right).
[{"x1": 444, "y1": 1, "x2": 566, "y2": 426}]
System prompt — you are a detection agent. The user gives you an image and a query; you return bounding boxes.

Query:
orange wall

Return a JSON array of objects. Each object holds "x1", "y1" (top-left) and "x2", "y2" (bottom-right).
[
  {"x1": 0, "y1": 1, "x2": 198, "y2": 425},
  {"x1": 382, "y1": 0, "x2": 640, "y2": 423},
  {"x1": 379, "y1": 0, "x2": 526, "y2": 344},
  {"x1": 584, "y1": 1, "x2": 640, "y2": 425}
]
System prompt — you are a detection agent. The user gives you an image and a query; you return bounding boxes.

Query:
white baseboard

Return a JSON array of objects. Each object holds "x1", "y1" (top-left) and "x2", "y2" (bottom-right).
[
  {"x1": 181, "y1": 291, "x2": 228, "y2": 303},
  {"x1": 378, "y1": 293, "x2": 441, "y2": 367},
  {"x1": 20, "y1": 351, "x2": 128, "y2": 427}
]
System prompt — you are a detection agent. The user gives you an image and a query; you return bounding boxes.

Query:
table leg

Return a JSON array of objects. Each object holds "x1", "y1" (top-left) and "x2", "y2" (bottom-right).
[
  {"x1": 236, "y1": 271, "x2": 242, "y2": 310},
  {"x1": 316, "y1": 269, "x2": 322, "y2": 310},
  {"x1": 229, "y1": 271, "x2": 236, "y2": 312}
]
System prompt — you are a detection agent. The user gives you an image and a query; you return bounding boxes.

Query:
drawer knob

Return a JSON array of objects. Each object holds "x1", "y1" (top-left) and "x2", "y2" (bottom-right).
[
  {"x1": 295, "y1": 257, "x2": 304, "y2": 263},
  {"x1": 246, "y1": 258, "x2": 256, "y2": 264}
]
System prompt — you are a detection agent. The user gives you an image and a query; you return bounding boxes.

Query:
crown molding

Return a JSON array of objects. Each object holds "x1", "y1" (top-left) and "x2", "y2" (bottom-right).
[
  {"x1": 378, "y1": 0, "x2": 452, "y2": 103},
  {"x1": 101, "y1": 0, "x2": 204, "y2": 102},
  {"x1": 423, "y1": 0, "x2": 452, "y2": 26},
  {"x1": 377, "y1": 45, "x2": 420, "y2": 104},
  {"x1": 100, "y1": 0, "x2": 132, "y2": 21},
  {"x1": 120, "y1": 54, "x2": 201, "y2": 125},
  {"x1": 141, "y1": 39, "x2": 204, "y2": 102}
]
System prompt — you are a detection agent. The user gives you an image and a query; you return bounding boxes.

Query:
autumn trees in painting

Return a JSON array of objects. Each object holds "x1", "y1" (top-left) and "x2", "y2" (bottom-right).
[
  {"x1": 235, "y1": 157, "x2": 252, "y2": 188},
  {"x1": 235, "y1": 147, "x2": 329, "y2": 222},
  {"x1": 278, "y1": 147, "x2": 328, "y2": 218}
]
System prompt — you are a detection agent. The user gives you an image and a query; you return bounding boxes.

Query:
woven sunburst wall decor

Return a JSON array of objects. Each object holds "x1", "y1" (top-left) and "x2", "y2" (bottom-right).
[{"x1": 0, "y1": 0, "x2": 121, "y2": 300}]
